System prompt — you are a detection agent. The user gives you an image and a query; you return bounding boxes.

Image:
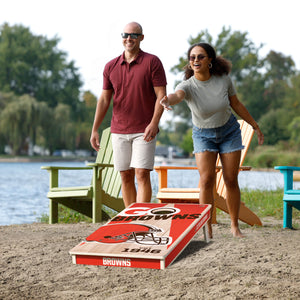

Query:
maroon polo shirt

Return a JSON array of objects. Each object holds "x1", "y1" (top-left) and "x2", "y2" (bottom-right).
[{"x1": 103, "y1": 50, "x2": 167, "y2": 134}]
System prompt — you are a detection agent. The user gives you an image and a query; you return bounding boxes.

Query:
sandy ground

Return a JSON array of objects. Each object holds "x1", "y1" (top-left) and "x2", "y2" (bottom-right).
[{"x1": 0, "y1": 216, "x2": 299, "y2": 300}]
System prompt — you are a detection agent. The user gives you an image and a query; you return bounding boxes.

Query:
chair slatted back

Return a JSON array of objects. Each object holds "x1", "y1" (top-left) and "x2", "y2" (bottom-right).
[{"x1": 95, "y1": 128, "x2": 121, "y2": 198}]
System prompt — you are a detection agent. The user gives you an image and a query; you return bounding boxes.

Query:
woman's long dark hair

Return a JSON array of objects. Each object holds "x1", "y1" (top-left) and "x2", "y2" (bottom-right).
[{"x1": 184, "y1": 43, "x2": 232, "y2": 80}]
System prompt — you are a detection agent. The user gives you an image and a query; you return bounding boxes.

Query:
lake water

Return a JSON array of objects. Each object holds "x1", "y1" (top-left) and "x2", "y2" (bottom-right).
[{"x1": 0, "y1": 161, "x2": 299, "y2": 226}]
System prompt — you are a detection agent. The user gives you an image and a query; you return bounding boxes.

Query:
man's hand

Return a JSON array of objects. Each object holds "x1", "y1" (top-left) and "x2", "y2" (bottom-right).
[
  {"x1": 90, "y1": 131, "x2": 100, "y2": 151},
  {"x1": 143, "y1": 124, "x2": 158, "y2": 142}
]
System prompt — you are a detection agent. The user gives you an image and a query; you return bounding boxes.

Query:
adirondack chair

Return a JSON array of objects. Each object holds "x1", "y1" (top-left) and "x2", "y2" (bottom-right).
[
  {"x1": 41, "y1": 127, "x2": 124, "y2": 224},
  {"x1": 154, "y1": 120, "x2": 262, "y2": 226},
  {"x1": 274, "y1": 166, "x2": 300, "y2": 229}
]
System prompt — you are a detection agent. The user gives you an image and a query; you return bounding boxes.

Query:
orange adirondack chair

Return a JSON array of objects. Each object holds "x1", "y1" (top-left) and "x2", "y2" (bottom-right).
[{"x1": 154, "y1": 120, "x2": 262, "y2": 226}]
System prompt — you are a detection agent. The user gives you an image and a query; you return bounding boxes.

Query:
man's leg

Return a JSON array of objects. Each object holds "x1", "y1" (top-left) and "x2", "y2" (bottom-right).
[
  {"x1": 135, "y1": 168, "x2": 152, "y2": 203},
  {"x1": 111, "y1": 133, "x2": 136, "y2": 207},
  {"x1": 120, "y1": 169, "x2": 136, "y2": 207},
  {"x1": 131, "y1": 134, "x2": 156, "y2": 203}
]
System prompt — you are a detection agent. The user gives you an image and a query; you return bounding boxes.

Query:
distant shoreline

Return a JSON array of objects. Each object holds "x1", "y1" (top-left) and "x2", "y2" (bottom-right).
[
  {"x1": 0, "y1": 156, "x2": 278, "y2": 172},
  {"x1": 0, "y1": 156, "x2": 94, "y2": 163}
]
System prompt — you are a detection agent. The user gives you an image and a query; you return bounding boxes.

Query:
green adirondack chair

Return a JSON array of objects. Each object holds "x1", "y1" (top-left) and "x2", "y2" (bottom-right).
[{"x1": 41, "y1": 127, "x2": 124, "y2": 224}]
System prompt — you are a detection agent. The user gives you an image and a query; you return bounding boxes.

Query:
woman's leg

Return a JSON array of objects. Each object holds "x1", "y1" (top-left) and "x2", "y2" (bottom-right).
[
  {"x1": 220, "y1": 150, "x2": 244, "y2": 237},
  {"x1": 195, "y1": 151, "x2": 218, "y2": 238}
]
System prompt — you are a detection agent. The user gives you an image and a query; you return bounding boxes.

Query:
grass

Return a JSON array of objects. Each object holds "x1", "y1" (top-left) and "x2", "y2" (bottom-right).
[
  {"x1": 38, "y1": 188, "x2": 300, "y2": 226},
  {"x1": 240, "y1": 188, "x2": 286, "y2": 219},
  {"x1": 38, "y1": 205, "x2": 113, "y2": 224}
]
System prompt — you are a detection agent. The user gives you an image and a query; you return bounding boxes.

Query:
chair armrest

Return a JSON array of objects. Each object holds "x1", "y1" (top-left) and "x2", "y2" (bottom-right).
[
  {"x1": 239, "y1": 166, "x2": 251, "y2": 171},
  {"x1": 86, "y1": 163, "x2": 114, "y2": 168},
  {"x1": 154, "y1": 165, "x2": 198, "y2": 190},
  {"x1": 154, "y1": 165, "x2": 252, "y2": 190},
  {"x1": 41, "y1": 166, "x2": 93, "y2": 189},
  {"x1": 154, "y1": 166, "x2": 198, "y2": 171},
  {"x1": 41, "y1": 166, "x2": 92, "y2": 170},
  {"x1": 275, "y1": 166, "x2": 300, "y2": 171},
  {"x1": 274, "y1": 166, "x2": 300, "y2": 191}
]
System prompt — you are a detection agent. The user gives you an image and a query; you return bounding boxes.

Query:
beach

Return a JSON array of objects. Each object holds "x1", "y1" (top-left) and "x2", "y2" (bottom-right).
[{"x1": 1, "y1": 216, "x2": 299, "y2": 299}]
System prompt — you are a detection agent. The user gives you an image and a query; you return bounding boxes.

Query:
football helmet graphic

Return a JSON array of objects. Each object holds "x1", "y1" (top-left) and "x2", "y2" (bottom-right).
[{"x1": 86, "y1": 223, "x2": 171, "y2": 245}]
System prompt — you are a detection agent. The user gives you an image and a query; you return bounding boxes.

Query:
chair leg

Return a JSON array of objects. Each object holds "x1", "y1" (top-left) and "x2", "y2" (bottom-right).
[
  {"x1": 49, "y1": 199, "x2": 58, "y2": 224},
  {"x1": 211, "y1": 206, "x2": 217, "y2": 224},
  {"x1": 283, "y1": 201, "x2": 293, "y2": 229},
  {"x1": 92, "y1": 190, "x2": 103, "y2": 223}
]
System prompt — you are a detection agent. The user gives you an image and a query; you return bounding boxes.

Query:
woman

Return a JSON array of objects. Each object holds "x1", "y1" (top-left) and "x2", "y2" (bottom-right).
[{"x1": 160, "y1": 43, "x2": 264, "y2": 238}]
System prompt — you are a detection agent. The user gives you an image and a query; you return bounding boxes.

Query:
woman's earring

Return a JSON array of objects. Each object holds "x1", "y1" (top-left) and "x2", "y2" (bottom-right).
[
  {"x1": 188, "y1": 64, "x2": 192, "y2": 70},
  {"x1": 208, "y1": 63, "x2": 212, "y2": 69}
]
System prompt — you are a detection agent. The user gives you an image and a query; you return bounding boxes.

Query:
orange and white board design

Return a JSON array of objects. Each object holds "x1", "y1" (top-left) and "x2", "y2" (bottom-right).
[{"x1": 69, "y1": 203, "x2": 211, "y2": 269}]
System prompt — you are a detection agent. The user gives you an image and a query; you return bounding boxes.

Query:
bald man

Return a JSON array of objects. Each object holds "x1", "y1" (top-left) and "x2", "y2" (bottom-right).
[{"x1": 90, "y1": 22, "x2": 167, "y2": 207}]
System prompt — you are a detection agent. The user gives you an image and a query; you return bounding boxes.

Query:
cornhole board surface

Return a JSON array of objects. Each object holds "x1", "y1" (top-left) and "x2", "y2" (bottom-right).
[{"x1": 70, "y1": 203, "x2": 211, "y2": 269}]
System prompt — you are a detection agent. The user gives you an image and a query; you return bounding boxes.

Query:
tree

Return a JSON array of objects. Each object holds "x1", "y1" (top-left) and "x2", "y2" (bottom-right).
[
  {"x1": 258, "y1": 108, "x2": 290, "y2": 145},
  {"x1": 0, "y1": 94, "x2": 47, "y2": 154},
  {"x1": 288, "y1": 116, "x2": 300, "y2": 150},
  {"x1": 0, "y1": 23, "x2": 82, "y2": 117}
]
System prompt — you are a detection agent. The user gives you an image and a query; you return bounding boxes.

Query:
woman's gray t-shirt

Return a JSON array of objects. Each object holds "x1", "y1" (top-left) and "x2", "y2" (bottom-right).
[{"x1": 175, "y1": 75, "x2": 236, "y2": 128}]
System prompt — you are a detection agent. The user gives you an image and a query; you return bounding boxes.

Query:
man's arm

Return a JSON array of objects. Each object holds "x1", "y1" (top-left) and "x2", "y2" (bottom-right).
[
  {"x1": 143, "y1": 86, "x2": 166, "y2": 142},
  {"x1": 90, "y1": 89, "x2": 113, "y2": 151}
]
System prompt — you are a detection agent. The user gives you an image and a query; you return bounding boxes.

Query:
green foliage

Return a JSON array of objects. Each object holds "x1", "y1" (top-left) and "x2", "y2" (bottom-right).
[
  {"x1": 38, "y1": 204, "x2": 116, "y2": 223},
  {"x1": 38, "y1": 205, "x2": 92, "y2": 223},
  {"x1": 240, "y1": 188, "x2": 287, "y2": 219},
  {"x1": 244, "y1": 146, "x2": 300, "y2": 168},
  {"x1": 0, "y1": 24, "x2": 115, "y2": 155},
  {"x1": 0, "y1": 23, "x2": 82, "y2": 115},
  {"x1": 288, "y1": 116, "x2": 300, "y2": 149},
  {"x1": 258, "y1": 109, "x2": 290, "y2": 145},
  {"x1": 180, "y1": 128, "x2": 193, "y2": 154},
  {"x1": 263, "y1": 50, "x2": 296, "y2": 82},
  {"x1": 0, "y1": 94, "x2": 47, "y2": 154}
]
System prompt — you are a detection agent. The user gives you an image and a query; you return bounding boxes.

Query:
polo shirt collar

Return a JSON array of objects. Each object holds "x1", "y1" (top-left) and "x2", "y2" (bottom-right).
[{"x1": 120, "y1": 49, "x2": 144, "y2": 65}]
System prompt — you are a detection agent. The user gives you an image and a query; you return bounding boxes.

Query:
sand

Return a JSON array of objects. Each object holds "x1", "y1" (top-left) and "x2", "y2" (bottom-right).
[{"x1": 0, "y1": 216, "x2": 299, "y2": 300}]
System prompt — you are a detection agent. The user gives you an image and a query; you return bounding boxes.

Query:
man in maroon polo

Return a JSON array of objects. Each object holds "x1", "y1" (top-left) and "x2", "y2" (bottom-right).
[{"x1": 90, "y1": 22, "x2": 167, "y2": 207}]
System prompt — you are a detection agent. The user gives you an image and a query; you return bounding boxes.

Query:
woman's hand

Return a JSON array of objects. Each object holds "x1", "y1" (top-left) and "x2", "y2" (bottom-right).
[
  {"x1": 160, "y1": 96, "x2": 172, "y2": 111},
  {"x1": 255, "y1": 127, "x2": 264, "y2": 145}
]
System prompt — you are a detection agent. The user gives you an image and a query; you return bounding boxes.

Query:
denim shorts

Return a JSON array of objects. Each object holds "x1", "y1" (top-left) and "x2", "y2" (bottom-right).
[{"x1": 192, "y1": 114, "x2": 244, "y2": 154}]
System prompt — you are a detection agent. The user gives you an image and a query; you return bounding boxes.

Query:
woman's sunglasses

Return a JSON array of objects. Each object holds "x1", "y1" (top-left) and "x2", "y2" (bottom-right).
[{"x1": 189, "y1": 55, "x2": 207, "y2": 61}]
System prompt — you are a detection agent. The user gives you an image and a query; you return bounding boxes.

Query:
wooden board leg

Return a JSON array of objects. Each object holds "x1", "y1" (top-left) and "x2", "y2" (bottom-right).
[{"x1": 203, "y1": 224, "x2": 210, "y2": 243}]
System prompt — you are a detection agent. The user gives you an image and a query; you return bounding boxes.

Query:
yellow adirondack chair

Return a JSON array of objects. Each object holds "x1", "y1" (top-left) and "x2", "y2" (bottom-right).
[
  {"x1": 154, "y1": 120, "x2": 262, "y2": 226},
  {"x1": 41, "y1": 128, "x2": 124, "y2": 224}
]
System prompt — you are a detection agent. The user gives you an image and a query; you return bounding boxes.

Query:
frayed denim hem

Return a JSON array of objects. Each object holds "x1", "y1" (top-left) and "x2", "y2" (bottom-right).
[
  {"x1": 193, "y1": 146, "x2": 245, "y2": 155},
  {"x1": 193, "y1": 149, "x2": 218, "y2": 154}
]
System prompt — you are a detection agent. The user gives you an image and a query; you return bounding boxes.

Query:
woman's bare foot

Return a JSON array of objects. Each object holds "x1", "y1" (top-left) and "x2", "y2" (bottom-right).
[{"x1": 231, "y1": 226, "x2": 245, "y2": 238}]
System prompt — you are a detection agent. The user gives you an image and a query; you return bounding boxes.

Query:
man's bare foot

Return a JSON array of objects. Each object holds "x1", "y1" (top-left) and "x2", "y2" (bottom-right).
[{"x1": 231, "y1": 226, "x2": 245, "y2": 238}]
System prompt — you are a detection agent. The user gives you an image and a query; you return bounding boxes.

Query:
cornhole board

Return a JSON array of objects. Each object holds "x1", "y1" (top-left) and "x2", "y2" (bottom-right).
[{"x1": 69, "y1": 203, "x2": 211, "y2": 270}]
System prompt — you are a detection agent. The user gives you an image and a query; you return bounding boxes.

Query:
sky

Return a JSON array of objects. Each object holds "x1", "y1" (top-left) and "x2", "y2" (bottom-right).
[{"x1": 1, "y1": 0, "x2": 300, "y2": 100}]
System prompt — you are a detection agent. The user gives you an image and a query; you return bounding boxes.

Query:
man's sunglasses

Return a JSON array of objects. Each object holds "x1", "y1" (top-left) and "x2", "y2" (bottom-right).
[
  {"x1": 189, "y1": 55, "x2": 207, "y2": 61},
  {"x1": 121, "y1": 33, "x2": 142, "y2": 39}
]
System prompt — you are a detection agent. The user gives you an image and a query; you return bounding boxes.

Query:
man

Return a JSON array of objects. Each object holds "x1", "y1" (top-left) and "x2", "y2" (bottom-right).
[{"x1": 90, "y1": 22, "x2": 167, "y2": 207}]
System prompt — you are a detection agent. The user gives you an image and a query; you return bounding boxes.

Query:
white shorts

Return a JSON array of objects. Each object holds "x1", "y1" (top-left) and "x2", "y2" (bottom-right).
[{"x1": 111, "y1": 133, "x2": 156, "y2": 171}]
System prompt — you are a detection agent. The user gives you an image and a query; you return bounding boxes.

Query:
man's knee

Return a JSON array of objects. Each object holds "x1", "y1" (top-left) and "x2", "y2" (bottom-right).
[
  {"x1": 120, "y1": 169, "x2": 135, "y2": 184},
  {"x1": 135, "y1": 168, "x2": 150, "y2": 183}
]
